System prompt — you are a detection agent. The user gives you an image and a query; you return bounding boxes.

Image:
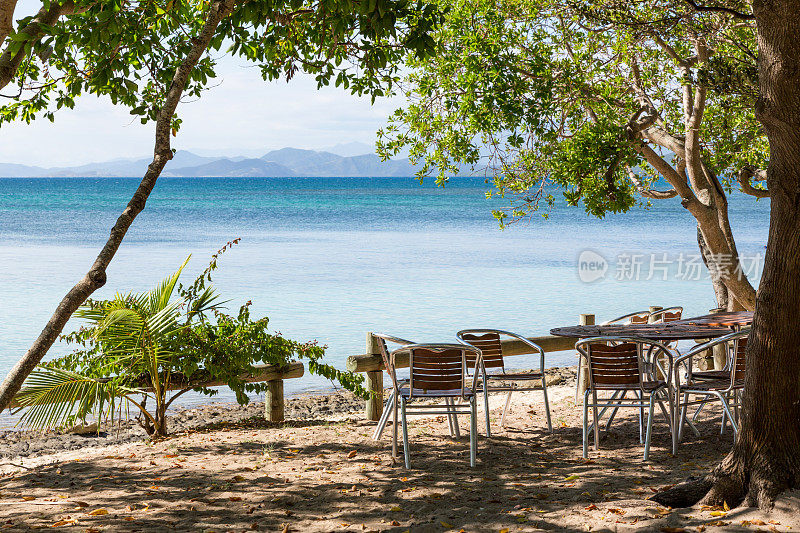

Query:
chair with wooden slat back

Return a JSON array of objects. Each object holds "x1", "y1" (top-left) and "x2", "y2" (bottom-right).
[
  {"x1": 649, "y1": 306, "x2": 683, "y2": 323},
  {"x1": 388, "y1": 343, "x2": 483, "y2": 468},
  {"x1": 457, "y1": 329, "x2": 551, "y2": 437},
  {"x1": 601, "y1": 310, "x2": 651, "y2": 325},
  {"x1": 671, "y1": 329, "x2": 749, "y2": 454},
  {"x1": 369, "y1": 333, "x2": 415, "y2": 446},
  {"x1": 575, "y1": 337, "x2": 675, "y2": 461}
]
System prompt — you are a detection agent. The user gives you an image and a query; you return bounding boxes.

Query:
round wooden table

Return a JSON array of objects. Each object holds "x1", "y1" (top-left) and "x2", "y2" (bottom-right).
[
  {"x1": 550, "y1": 323, "x2": 734, "y2": 340},
  {"x1": 550, "y1": 312, "x2": 752, "y2": 340}
]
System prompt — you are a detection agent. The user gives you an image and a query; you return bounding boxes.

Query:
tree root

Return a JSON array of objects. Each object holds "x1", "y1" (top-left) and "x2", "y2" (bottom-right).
[{"x1": 649, "y1": 476, "x2": 714, "y2": 508}]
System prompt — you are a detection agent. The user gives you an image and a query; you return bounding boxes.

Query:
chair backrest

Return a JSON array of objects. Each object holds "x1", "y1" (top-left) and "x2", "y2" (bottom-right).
[
  {"x1": 731, "y1": 336, "x2": 747, "y2": 382},
  {"x1": 583, "y1": 342, "x2": 643, "y2": 390},
  {"x1": 602, "y1": 311, "x2": 650, "y2": 325},
  {"x1": 371, "y1": 333, "x2": 414, "y2": 389},
  {"x1": 650, "y1": 306, "x2": 683, "y2": 323},
  {"x1": 457, "y1": 332, "x2": 505, "y2": 370},
  {"x1": 408, "y1": 346, "x2": 469, "y2": 397}
]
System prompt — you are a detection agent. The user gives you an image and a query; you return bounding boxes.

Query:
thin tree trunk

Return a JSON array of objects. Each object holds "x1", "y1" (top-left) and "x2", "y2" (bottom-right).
[{"x1": 0, "y1": 0, "x2": 235, "y2": 412}]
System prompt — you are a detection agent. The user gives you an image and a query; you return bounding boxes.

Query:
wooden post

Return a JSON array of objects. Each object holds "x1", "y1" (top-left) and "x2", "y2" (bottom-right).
[
  {"x1": 265, "y1": 380, "x2": 284, "y2": 422},
  {"x1": 576, "y1": 313, "x2": 595, "y2": 401},
  {"x1": 365, "y1": 332, "x2": 384, "y2": 421}
]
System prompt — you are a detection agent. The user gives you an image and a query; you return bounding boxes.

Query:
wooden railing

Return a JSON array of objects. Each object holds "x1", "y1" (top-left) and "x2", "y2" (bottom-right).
[{"x1": 8, "y1": 362, "x2": 304, "y2": 423}]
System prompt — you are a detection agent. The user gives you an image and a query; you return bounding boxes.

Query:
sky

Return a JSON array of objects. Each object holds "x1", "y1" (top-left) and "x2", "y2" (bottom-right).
[{"x1": 0, "y1": 52, "x2": 403, "y2": 168}]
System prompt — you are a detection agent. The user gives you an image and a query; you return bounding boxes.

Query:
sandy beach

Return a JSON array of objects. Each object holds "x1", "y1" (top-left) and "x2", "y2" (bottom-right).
[{"x1": 1, "y1": 367, "x2": 798, "y2": 532}]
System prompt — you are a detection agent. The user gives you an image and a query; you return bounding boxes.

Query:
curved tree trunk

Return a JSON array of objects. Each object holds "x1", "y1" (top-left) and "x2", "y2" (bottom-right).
[
  {"x1": 697, "y1": 225, "x2": 730, "y2": 310},
  {"x1": 654, "y1": 0, "x2": 800, "y2": 509},
  {"x1": 0, "y1": 0, "x2": 235, "y2": 413}
]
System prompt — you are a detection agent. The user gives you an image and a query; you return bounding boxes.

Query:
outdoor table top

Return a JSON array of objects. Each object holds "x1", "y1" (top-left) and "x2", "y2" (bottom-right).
[
  {"x1": 678, "y1": 310, "x2": 753, "y2": 327},
  {"x1": 550, "y1": 323, "x2": 734, "y2": 340}
]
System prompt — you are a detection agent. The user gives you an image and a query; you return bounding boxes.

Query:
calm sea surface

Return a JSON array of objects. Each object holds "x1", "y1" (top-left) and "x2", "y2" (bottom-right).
[{"x1": 0, "y1": 177, "x2": 770, "y2": 425}]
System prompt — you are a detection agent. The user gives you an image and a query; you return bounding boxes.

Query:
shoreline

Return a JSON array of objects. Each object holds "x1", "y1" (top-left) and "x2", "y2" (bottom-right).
[{"x1": 0, "y1": 366, "x2": 576, "y2": 462}]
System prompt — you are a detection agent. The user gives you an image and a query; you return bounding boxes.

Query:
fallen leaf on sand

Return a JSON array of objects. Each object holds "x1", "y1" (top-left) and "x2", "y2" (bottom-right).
[
  {"x1": 708, "y1": 511, "x2": 727, "y2": 517},
  {"x1": 347, "y1": 450, "x2": 357, "y2": 458},
  {"x1": 499, "y1": 529, "x2": 509, "y2": 533},
  {"x1": 51, "y1": 519, "x2": 78, "y2": 527},
  {"x1": 584, "y1": 504, "x2": 598, "y2": 511},
  {"x1": 21, "y1": 496, "x2": 35, "y2": 502},
  {"x1": 607, "y1": 508, "x2": 625, "y2": 516},
  {"x1": 229, "y1": 497, "x2": 243, "y2": 502},
  {"x1": 281, "y1": 524, "x2": 290, "y2": 533},
  {"x1": 232, "y1": 475, "x2": 246, "y2": 482},
  {"x1": 441, "y1": 521, "x2": 453, "y2": 528},
  {"x1": 564, "y1": 474, "x2": 580, "y2": 481},
  {"x1": 390, "y1": 506, "x2": 403, "y2": 512},
  {"x1": 86, "y1": 509, "x2": 108, "y2": 516},
  {"x1": 659, "y1": 528, "x2": 687, "y2": 533}
]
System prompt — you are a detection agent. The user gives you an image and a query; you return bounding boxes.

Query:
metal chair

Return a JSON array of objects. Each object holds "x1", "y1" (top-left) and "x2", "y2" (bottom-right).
[
  {"x1": 388, "y1": 343, "x2": 483, "y2": 468},
  {"x1": 672, "y1": 329, "x2": 748, "y2": 454},
  {"x1": 456, "y1": 329, "x2": 551, "y2": 437},
  {"x1": 601, "y1": 310, "x2": 651, "y2": 325},
  {"x1": 369, "y1": 333, "x2": 416, "y2": 444},
  {"x1": 576, "y1": 337, "x2": 675, "y2": 461},
  {"x1": 649, "y1": 306, "x2": 683, "y2": 323}
]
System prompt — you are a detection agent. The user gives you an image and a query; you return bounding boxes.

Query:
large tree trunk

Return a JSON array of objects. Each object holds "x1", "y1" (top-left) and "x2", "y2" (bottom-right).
[
  {"x1": 0, "y1": 0, "x2": 235, "y2": 413},
  {"x1": 654, "y1": 0, "x2": 800, "y2": 510}
]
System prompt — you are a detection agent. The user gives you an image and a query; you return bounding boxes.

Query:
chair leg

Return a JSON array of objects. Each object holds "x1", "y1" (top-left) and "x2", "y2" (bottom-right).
[
  {"x1": 470, "y1": 397, "x2": 477, "y2": 468},
  {"x1": 716, "y1": 392, "x2": 739, "y2": 436},
  {"x1": 500, "y1": 390, "x2": 513, "y2": 427},
  {"x1": 449, "y1": 398, "x2": 461, "y2": 439},
  {"x1": 373, "y1": 390, "x2": 395, "y2": 440},
  {"x1": 483, "y1": 386, "x2": 491, "y2": 438},
  {"x1": 583, "y1": 390, "x2": 590, "y2": 459},
  {"x1": 637, "y1": 390, "x2": 645, "y2": 444},
  {"x1": 401, "y1": 398, "x2": 410, "y2": 469},
  {"x1": 644, "y1": 394, "x2": 656, "y2": 461},
  {"x1": 541, "y1": 378, "x2": 553, "y2": 432},
  {"x1": 592, "y1": 390, "x2": 600, "y2": 451},
  {"x1": 605, "y1": 390, "x2": 626, "y2": 432},
  {"x1": 392, "y1": 393, "x2": 399, "y2": 461},
  {"x1": 672, "y1": 389, "x2": 679, "y2": 456},
  {"x1": 445, "y1": 398, "x2": 456, "y2": 438}
]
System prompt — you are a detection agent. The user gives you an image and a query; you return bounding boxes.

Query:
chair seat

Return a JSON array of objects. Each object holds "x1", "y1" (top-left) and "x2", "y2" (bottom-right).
[
  {"x1": 483, "y1": 372, "x2": 544, "y2": 381},
  {"x1": 592, "y1": 380, "x2": 666, "y2": 392},
  {"x1": 691, "y1": 370, "x2": 730, "y2": 380},
  {"x1": 399, "y1": 387, "x2": 475, "y2": 399},
  {"x1": 681, "y1": 379, "x2": 743, "y2": 392}
]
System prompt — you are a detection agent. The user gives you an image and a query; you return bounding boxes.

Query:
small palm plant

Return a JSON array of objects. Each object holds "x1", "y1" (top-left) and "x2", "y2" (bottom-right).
[{"x1": 14, "y1": 241, "x2": 367, "y2": 438}]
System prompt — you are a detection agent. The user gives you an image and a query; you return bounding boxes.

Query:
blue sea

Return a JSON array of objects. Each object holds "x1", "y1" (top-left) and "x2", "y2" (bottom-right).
[{"x1": 0, "y1": 177, "x2": 770, "y2": 425}]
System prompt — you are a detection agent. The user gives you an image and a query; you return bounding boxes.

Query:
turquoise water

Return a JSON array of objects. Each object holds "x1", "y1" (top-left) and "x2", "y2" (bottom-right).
[{"x1": 0, "y1": 177, "x2": 770, "y2": 421}]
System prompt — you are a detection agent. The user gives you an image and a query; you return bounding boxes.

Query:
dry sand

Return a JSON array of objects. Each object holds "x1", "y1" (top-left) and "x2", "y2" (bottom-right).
[{"x1": 1, "y1": 372, "x2": 798, "y2": 532}]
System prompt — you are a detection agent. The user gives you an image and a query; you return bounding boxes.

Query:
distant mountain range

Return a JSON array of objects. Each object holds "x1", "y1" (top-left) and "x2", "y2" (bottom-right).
[{"x1": 0, "y1": 146, "x2": 427, "y2": 178}]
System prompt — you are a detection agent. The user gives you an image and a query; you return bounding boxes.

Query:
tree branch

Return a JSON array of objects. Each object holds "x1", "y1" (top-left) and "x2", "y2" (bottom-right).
[
  {"x1": 683, "y1": 0, "x2": 755, "y2": 21},
  {"x1": 625, "y1": 164, "x2": 679, "y2": 199},
  {"x1": 0, "y1": 0, "x2": 79, "y2": 92},
  {"x1": 0, "y1": 0, "x2": 19, "y2": 44},
  {"x1": 738, "y1": 166, "x2": 770, "y2": 197},
  {"x1": 0, "y1": 0, "x2": 236, "y2": 412}
]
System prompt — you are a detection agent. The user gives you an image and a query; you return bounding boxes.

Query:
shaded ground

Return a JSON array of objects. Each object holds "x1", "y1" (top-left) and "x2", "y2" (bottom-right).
[{"x1": 1, "y1": 374, "x2": 798, "y2": 532}]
